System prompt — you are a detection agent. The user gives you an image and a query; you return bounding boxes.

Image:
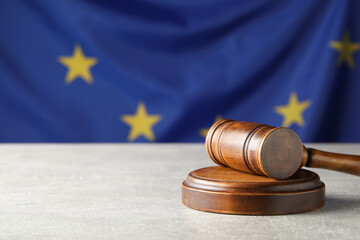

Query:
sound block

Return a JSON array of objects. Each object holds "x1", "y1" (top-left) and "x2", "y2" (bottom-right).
[{"x1": 182, "y1": 166, "x2": 325, "y2": 215}]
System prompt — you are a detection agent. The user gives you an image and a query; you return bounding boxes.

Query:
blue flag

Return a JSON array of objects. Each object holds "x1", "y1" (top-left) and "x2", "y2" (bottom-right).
[{"x1": 0, "y1": 0, "x2": 359, "y2": 142}]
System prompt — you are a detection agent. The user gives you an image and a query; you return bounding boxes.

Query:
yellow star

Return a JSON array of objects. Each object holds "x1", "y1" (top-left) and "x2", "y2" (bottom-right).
[
  {"x1": 58, "y1": 45, "x2": 98, "y2": 84},
  {"x1": 275, "y1": 92, "x2": 311, "y2": 128},
  {"x1": 199, "y1": 115, "x2": 222, "y2": 138},
  {"x1": 121, "y1": 102, "x2": 162, "y2": 141},
  {"x1": 329, "y1": 32, "x2": 360, "y2": 68}
]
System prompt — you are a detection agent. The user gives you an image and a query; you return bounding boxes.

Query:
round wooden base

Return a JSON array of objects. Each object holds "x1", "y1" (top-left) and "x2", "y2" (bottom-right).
[{"x1": 182, "y1": 166, "x2": 325, "y2": 215}]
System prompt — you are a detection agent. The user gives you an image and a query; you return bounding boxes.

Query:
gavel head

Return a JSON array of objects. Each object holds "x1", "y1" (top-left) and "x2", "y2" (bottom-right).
[{"x1": 205, "y1": 119, "x2": 305, "y2": 179}]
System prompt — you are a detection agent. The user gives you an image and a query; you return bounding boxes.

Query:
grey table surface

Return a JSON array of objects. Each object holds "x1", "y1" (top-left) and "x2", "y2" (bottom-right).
[{"x1": 1, "y1": 143, "x2": 360, "y2": 239}]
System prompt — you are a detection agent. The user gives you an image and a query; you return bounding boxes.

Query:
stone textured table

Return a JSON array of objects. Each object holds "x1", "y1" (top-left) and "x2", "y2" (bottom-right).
[{"x1": 0, "y1": 143, "x2": 359, "y2": 239}]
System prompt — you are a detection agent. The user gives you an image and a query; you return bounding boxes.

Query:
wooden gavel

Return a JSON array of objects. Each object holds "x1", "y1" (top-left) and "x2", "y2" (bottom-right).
[{"x1": 206, "y1": 119, "x2": 360, "y2": 179}]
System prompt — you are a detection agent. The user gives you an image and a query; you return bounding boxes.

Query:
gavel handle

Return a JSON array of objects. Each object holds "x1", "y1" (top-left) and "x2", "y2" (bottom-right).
[{"x1": 305, "y1": 148, "x2": 360, "y2": 176}]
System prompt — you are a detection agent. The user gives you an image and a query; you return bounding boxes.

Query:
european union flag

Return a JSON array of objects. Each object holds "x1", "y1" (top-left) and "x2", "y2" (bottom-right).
[{"x1": 0, "y1": 0, "x2": 359, "y2": 142}]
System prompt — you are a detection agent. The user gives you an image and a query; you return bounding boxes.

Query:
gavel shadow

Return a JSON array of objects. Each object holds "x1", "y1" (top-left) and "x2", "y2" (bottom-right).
[{"x1": 317, "y1": 196, "x2": 360, "y2": 213}]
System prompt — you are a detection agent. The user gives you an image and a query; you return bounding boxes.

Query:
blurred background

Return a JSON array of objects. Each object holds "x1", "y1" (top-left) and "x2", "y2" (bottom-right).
[{"x1": 0, "y1": 0, "x2": 359, "y2": 143}]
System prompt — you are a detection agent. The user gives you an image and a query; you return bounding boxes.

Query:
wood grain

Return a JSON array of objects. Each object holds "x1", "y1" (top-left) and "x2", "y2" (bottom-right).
[
  {"x1": 182, "y1": 166, "x2": 325, "y2": 215},
  {"x1": 306, "y1": 148, "x2": 360, "y2": 177},
  {"x1": 206, "y1": 119, "x2": 303, "y2": 179},
  {"x1": 206, "y1": 119, "x2": 360, "y2": 179}
]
